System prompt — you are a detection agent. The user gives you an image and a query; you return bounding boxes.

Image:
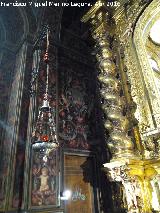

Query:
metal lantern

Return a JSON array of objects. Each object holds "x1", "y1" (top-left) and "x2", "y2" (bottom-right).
[{"x1": 31, "y1": 26, "x2": 59, "y2": 158}]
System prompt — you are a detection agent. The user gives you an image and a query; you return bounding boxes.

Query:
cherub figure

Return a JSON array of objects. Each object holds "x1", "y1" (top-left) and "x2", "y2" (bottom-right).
[
  {"x1": 32, "y1": 165, "x2": 57, "y2": 206},
  {"x1": 121, "y1": 23, "x2": 133, "y2": 43},
  {"x1": 123, "y1": 23, "x2": 133, "y2": 37},
  {"x1": 39, "y1": 167, "x2": 49, "y2": 192}
]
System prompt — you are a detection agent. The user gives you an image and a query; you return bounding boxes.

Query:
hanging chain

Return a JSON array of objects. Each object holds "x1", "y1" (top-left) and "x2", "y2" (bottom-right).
[{"x1": 43, "y1": 26, "x2": 50, "y2": 97}]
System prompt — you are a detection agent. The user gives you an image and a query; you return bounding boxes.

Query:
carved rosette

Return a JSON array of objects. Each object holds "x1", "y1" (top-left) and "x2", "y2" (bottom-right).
[{"x1": 94, "y1": 33, "x2": 135, "y2": 158}]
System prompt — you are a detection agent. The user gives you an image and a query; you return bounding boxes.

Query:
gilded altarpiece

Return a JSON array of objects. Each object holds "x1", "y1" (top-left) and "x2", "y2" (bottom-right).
[
  {"x1": 113, "y1": 1, "x2": 153, "y2": 136},
  {"x1": 109, "y1": 0, "x2": 160, "y2": 212},
  {"x1": 81, "y1": 0, "x2": 160, "y2": 212},
  {"x1": 114, "y1": 0, "x2": 160, "y2": 162},
  {"x1": 113, "y1": 0, "x2": 160, "y2": 152}
]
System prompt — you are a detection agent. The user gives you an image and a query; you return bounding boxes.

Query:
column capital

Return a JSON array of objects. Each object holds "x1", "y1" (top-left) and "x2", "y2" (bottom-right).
[
  {"x1": 81, "y1": 1, "x2": 113, "y2": 37},
  {"x1": 81, "y1": 1, "x2": 106, "y2": 23}
]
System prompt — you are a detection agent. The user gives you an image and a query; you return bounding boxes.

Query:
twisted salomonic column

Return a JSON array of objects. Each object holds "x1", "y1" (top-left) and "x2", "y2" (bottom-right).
[
  {"x1": 94, "y1": 33, "x2": 135, "y2": 158},
  {"x1": 82, "y1": 2, "x2": 157, "y2": 213}
]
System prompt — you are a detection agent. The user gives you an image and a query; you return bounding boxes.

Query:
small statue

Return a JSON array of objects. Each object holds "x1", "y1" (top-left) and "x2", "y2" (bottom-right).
[
  {"x1": 123, "y1": 179, "x2": 141, "y2": 213},
  {"x1": 121, "y1": 23, "x2": 133, "y2": 42}
]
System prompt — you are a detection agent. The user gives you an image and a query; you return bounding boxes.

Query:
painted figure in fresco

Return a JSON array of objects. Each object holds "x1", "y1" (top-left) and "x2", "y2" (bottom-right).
[
  {"x1": 32, "y1": 164, "x2": 57, "y2": 206},
  {"x1": 39, "y1": 167, "x2": 49, "y2": 192}
]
